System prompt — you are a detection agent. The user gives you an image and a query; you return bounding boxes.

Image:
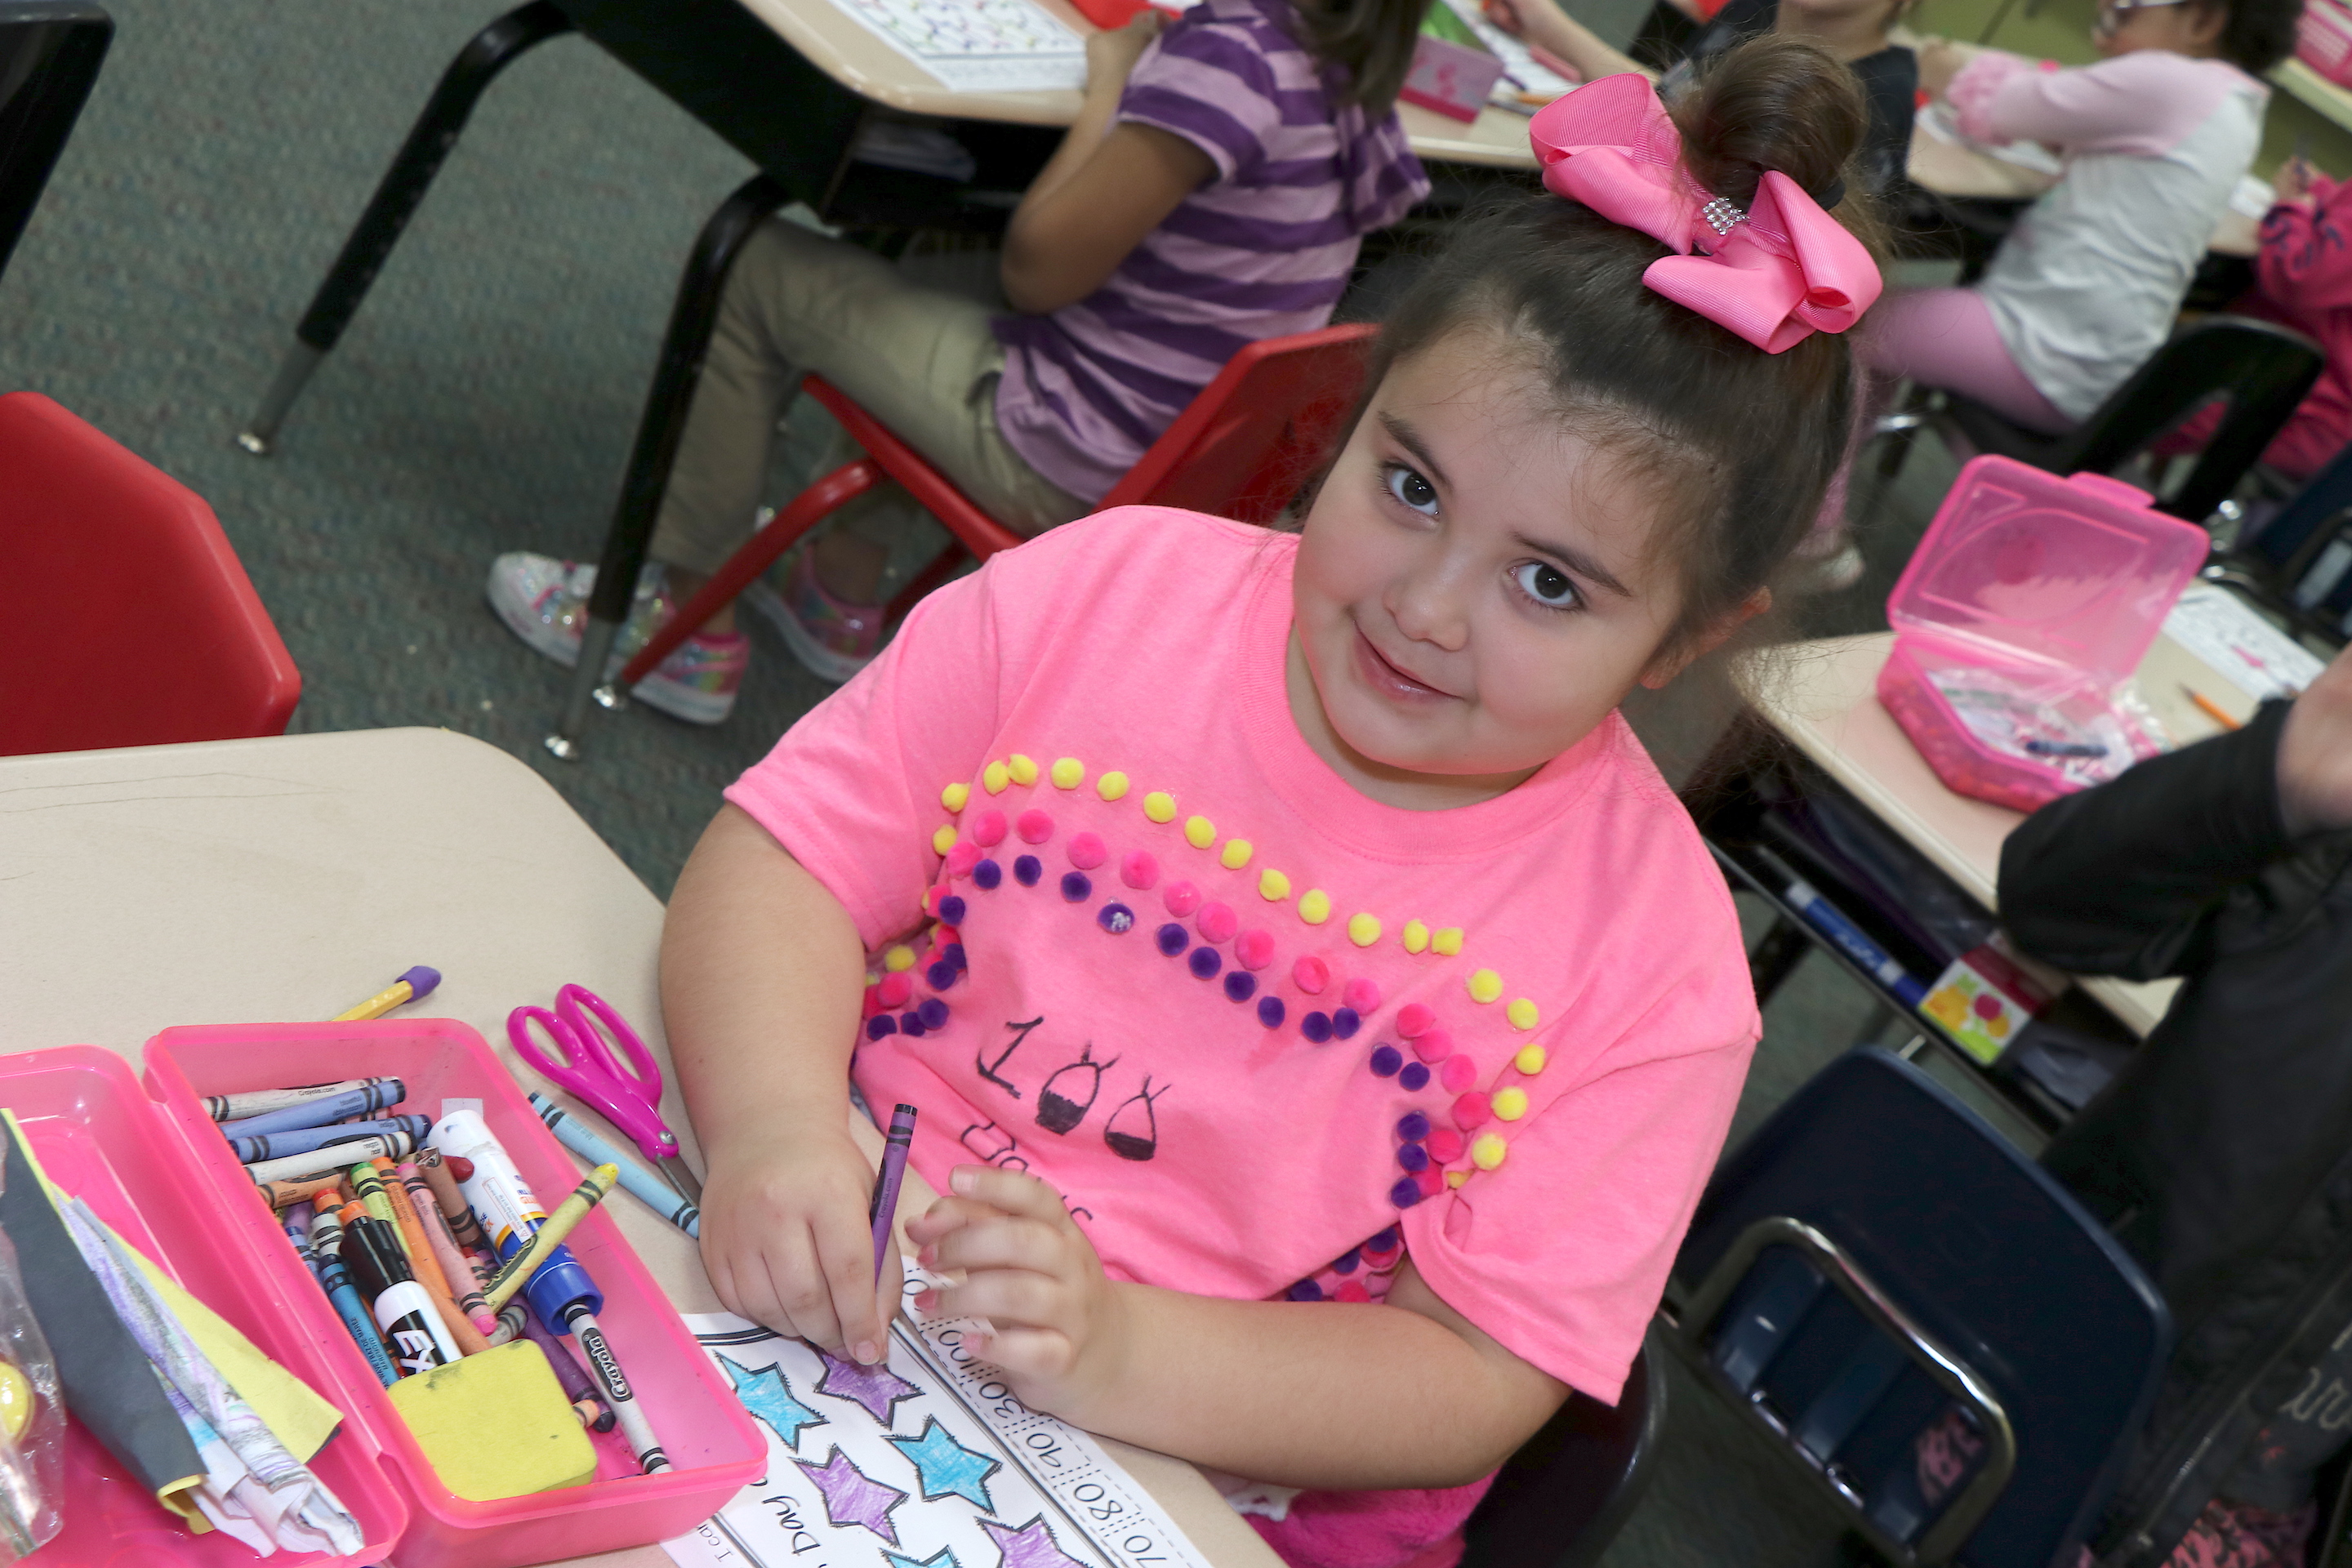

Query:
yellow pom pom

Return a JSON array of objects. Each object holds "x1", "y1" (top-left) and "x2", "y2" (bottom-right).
[
  {"x1": 1259, "y1": 869, "x2": 1291, "y2": 901},
  {"x1": 941, "y1": 782, "x2": 969, "y2": 813},
  {"x1": 1506, "y1": 998, "x2": 1539, "y2": 1031},
  {"x1": 1184, "y1": 815, "x2": 1216, "y2": 849},
  {"x1": 1447, "y1": 1169, "x2": 1469, "y2": 1189},
  {"x1": 1492, "y1": 1086, "x2": 1529, "y2": 1121},
  {"x1": 1007, "y1": 754, "x2": 1039, "y2": 786},
  {"x1": 1143, "y1": 791, "x2": 1178, "y2": 823},
  {"x1": 1098, "y1": 771, "x2": 1130, "y2": 801},
  {"x1": 982, "y1": 761, "x2": 1010, "y2": 795},
  {"x1": 1298, "y1": 889, "x2": 1332, "y2": 924},
  {"x1": 1515, "y1": 1045, "x2": 1548, "y2": 1076},
  {"x1": 1472, "y1": 1134, "x2": 1508, "y2": 1171},
  {"x1": 1432, "y1": 927, "x2": 1464, "y2": 956},
  {"x1": 1348, "y1": 913, "x2": 1382, "y2": 947},
  {"x1": 1221, "y1": 839, "x2": 1254, "y2": 870},
  {"x1": 1468, "y1": 969, "x2": 1504, "y2": 1004},
  {"x1": 931, "y1": 826, "x2": 957, "y2": 856},
  {"x1": 1051, "y1": 757, "x2": 1084, "y2": 790},
  {"x1": 1403, "y1": 920, "x2": 1429, "y2": 954},
  {"x1": 883, "y1": 946, "x2": 916, "y2": 973}
]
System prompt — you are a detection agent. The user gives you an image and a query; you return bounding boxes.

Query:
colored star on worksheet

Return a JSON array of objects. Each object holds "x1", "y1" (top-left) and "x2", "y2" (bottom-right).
[
  {"x1": 719, "y1": 1354, "x2": 826, "y2": 1450},
  {"x1": 982, "y1": 1515, "x2": 1091, "y2": 1568},
  {"x1": 884, "y1": 1550, "x2": 962, "y2": 1568},
  {"x1": 795, "y1": 1446, "x2": 909, "y2": 1545},
  {"x1": 813, "y1": 1343, "x2": 924, "y2": 1426},
  {"x1": 887, "y1": 1415, "x2": 1003, "y2": 1510}
]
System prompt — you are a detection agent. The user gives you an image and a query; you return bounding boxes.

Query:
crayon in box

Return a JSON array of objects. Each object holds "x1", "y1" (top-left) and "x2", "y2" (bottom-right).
[{"x1": 3, "y1": 1018, "x2": 761, "y2": 1567}]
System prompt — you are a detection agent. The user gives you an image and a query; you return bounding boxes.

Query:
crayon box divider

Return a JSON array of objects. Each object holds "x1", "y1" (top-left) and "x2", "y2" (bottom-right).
[
  {"x1": 139, "y1": 1020, "x2": 766, "y2": 1568},
  {"x1": 0, "y1": 1045, "x2": 408, "y2": 1568}
]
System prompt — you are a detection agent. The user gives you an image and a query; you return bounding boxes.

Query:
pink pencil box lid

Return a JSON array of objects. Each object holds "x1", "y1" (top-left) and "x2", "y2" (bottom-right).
[{"x1": 1876, "y1": 456, "x2": 2210, "y2": 813}]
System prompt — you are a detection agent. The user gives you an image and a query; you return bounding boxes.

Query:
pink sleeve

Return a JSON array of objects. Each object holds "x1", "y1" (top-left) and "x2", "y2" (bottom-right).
[
  {"x1": 1400, "y1": 975, "x2": 1755, "y2": 1402},
  {"x1": 724, "y1": 558, "x2": 1016, "y2": 949},
  {"x1": 1961, "y1": 51, "x2": 2246, "y2": 157},
  {"x1": 2259, "y1": 184, "x2": 2352, "y2": 313}
]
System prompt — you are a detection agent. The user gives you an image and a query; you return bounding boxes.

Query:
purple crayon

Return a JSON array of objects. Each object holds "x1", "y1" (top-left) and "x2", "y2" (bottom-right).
[{"x1": 870, "y1": 1103, "x2": 917, "y2": 1276}]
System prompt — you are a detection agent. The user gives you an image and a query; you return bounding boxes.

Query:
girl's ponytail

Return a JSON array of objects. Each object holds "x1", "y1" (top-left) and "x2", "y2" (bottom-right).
[
  {"x1": 1286, "y1": 0, "x2": 1431, "y2": 112},
  {"x1": 1669, "y1": 33, "x2": 1890, "y2": 261}
]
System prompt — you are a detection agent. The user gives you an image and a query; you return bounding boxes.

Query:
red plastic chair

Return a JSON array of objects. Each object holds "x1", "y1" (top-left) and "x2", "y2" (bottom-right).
[
  {"x1": 0, "y1": 392, "x2": 300, "y2": 755},
  {"x1": 616, "y1": 323, "x2": 1378, "y2": 688}
]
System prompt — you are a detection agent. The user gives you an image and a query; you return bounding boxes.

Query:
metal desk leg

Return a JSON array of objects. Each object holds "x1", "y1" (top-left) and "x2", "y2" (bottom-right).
[
  {"x1": 1748, "y1": 914, "x2": 1812, "y2": 1008},
  {"x1": 236, "y1": 1, "x2": 576, "y2": 456},
  {"x1": 545, "y1": 172, "x2": 791, "y2": 761}
]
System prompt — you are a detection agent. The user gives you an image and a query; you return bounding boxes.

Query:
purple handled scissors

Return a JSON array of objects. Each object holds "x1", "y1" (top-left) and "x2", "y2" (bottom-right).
[{"x1": 508, "y1": 984, "x2": 703, "y2": 1205}]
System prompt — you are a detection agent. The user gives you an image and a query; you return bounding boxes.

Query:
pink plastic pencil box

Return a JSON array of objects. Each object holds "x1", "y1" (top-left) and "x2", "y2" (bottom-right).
[
  {"x1": 10, "y1": 1020, "x2": 763, "y2": 1568},
  {"x1": 1876, "y1": 456, "x2": 2210, "y2": 813}
]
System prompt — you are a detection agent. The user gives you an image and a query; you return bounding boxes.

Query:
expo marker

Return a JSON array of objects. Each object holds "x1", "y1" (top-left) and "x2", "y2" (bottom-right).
[
  {"x1": 308, "y1": 1200, "x2": 400, "y2": 1388},
  {"x1": 376, "y1": 1158, "x2": 490, "y2": 1356},
  {"x1": 332, "y1": 965, "x2": 442, "y2": 1022},
  {"x1": 341, "y1": 1212, "x2": 461, "y2": 1374},
  {"x1": 530, "y1": 1091, "x2": 700, "y2": 1237}
]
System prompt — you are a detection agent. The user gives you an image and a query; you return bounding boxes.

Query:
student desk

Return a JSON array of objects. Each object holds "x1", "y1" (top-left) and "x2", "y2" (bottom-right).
[
  {"x1": 1717, "y1": 630, "x2": 2256, "y2": 1101},
  {"x1": 0, "y1": 726, "x2": 1284, "y2": 1568},
  {"x1": 1903, "y1": 122, "x2": 2263, "y2": 256}
]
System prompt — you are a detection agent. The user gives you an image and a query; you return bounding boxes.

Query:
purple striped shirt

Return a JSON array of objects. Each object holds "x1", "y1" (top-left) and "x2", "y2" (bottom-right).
[{"x1": 992, "y1": 0, "x2": 1428, "y2": 501}]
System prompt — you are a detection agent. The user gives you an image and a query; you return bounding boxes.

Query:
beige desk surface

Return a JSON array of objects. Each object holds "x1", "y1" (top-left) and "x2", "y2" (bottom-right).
[
  {"x1": 1900, "y1": 124, "x2": 2261, "y2": 256},
  {"x1": 0, "y1": 728, "x2": 1280, "y2": 1568},
  {"x1": 735, "y1": 0, "x2": 1541, "y2": 166},
  {"x1": 1747, "y1": 631, "x2": 2264, "y2": 1040}
]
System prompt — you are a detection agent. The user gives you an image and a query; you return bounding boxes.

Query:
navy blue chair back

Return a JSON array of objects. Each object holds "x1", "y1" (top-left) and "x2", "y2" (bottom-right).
[
  {"x1": 1673, "y1": 1049, "x2": 2170, "y2": 1568},
  {"x1": 1459, "y1": 1333, "x2": 1668, "y2": 1568}
]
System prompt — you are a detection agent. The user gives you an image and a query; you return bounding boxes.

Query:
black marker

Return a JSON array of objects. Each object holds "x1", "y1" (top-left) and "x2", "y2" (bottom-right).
[{"x1": 341, "y1": 1213, "x2": 460, "y2": 1374}]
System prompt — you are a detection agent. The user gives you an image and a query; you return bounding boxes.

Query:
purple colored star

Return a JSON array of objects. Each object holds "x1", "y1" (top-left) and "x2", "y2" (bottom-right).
[
  {"x1": 813, "y1": 1343, "x2": 924, "y2": 1426},
  {"x1": 982, "y1": 1515, "x2": 1091, "y2": 1568},
  {"x1": 795, "y1": 1445, "x2": 908, "y2": 1544}
]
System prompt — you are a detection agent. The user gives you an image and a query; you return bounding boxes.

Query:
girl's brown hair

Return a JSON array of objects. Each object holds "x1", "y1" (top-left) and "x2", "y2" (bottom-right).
[
  {"x1": 1350, "y1": 35, "x2": 1890, "y2": 660},
  {"x1": 1287, "y1": 0, "x2": 1437, "y2": 112}
]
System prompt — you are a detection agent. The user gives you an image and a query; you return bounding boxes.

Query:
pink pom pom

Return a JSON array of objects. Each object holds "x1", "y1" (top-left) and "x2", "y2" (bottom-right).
[
  {"x1": 1017, "y1": 809, "x2": 1054, "y2": 844},
  {"x1": 877, "y1": 972, "x2": 914, "y2": 1009},
  {"x1": 1235, "y1": 929, "x2": 1276, "y2": 970},
  {"x1": 973, "y1": 810, "x2": 1008, "y2": 848},
  {"x1": 1414, "y1": 1167, "x2": 1446, "y2": 1197},
  {"x1": 1164, "y1": 880, "x2": 1203, "y2": 916},
  {"x1": 1293, "y1": 956, "x2": 1330, "y2": 995},
  {"x1": 862, "y1": 986, "x2": 884, "y2": 1018},
  {"x1": 945, "y1": 841, "x2": 980, "y2": 878},
  {"x1": 1396, "y1": 1003, "x2": 1435, "y2": 1039},
  {"x1": 1196, "y1": 901, "x2": 1239, "y2": 943},
  {"x1": 1067, "y1": 831, "x2": 1107, "y2": 870},
  {"x1": 1121, "y1": 849, "x2": 1160, "y2": 890},
  {"x1": 1414, "y1": 1027, "x2": 1454, "y2": 1064},
  {"x1": 1334, "y1": 1281, "x2": 1371, "y2": 1303},
  {"x1": 1428, "y1": 1129, "x2": 1464, "y2": 1163},
  {"x1": 1440, "y1": 1055, "x2": 1477, "y2": 1093},
  {"x1": 1453, "y1": 1091, "x2": 1491, "y2": 1130},
  {"x1": 1343, "y1": 978, "x2": 1381, "y2": 1014}
]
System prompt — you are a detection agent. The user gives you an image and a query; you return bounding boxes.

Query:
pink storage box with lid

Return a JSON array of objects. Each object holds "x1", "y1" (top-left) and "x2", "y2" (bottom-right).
[
  {"x1": 1876, "y1": 455, "x2": 2210, "y2": 813},
  {"x1": 14, "y1": 1018, "x2": 764, "y2": 1568}
]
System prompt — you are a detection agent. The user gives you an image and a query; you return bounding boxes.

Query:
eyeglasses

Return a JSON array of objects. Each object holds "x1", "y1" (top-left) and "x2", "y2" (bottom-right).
[{"x1": 2092, "y1": 0, "x2": 2189, "y2": 32}]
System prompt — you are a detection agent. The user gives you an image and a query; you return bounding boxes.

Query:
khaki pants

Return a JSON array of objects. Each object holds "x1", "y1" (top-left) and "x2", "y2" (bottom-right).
[{"x1": 648, "y1": 218, "x2": 1089, "y2": 577}]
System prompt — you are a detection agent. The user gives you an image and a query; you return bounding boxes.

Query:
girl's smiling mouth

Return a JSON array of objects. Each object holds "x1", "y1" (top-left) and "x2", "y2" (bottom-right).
[{"x1": 1352, "y1": 619, "x2": 1458, "y2": 703}]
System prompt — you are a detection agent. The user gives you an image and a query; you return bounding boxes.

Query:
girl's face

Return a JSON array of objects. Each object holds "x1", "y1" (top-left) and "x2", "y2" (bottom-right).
[
  {"x1": 2091, "y1": 0, "x2": 2225, "y2": 56},
  {"x1": 1288, "y1": 328, "x2": 1708, "y2": 810}
]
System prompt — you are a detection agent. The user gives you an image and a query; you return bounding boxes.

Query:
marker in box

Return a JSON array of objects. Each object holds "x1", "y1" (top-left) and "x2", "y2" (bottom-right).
[
  {"x1": 1753, "y1": 848, "x2": 1929, "y2": 1007},
  {"x1": 430, "y1": 1110, "x2": 604, "y2": 1330},
  {"x1": 307, "y1": 1201, "x2": 400, "y2": 1388},
  {"x1": 341, "y1": 1213, "x2": 460, "y2": 1375}
]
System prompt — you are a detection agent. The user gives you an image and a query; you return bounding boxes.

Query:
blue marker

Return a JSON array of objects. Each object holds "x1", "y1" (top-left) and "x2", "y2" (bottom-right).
[
  {"x1": 305, "y1": 1200, "x2": 399, "y2": 1388},
  {"x1": 1780, "y1": 875, "x2": 1929, "y2": 1007}
]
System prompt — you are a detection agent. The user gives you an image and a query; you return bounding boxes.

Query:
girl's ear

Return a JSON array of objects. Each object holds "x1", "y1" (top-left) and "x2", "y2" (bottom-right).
[
  {"x1": 2183, "y1": 0, "x2": 2229, "y2": 48},
  {"x1": 1638, "y1": 586, "x2": 1772, "y2": 690}
]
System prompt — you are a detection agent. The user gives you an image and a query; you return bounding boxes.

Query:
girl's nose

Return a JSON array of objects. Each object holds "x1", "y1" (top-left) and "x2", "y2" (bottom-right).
[{"x1": 1388, "y1": 562, "x2": 1472, "y2": 654}]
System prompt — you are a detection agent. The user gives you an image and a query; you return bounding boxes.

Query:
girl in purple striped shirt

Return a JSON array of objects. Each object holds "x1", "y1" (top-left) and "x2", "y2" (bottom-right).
[{"x1": 487, "y1": 0, "x2": 1431, "y2": 720}]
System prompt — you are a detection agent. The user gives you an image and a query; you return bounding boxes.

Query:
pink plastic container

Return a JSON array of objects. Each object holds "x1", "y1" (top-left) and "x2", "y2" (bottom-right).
[
  {"x1": 7, "y1": 1021, "x2": 765, "y2": 1567},
  {"x1": 1877, "y1": 456, "x2": 2210, "y2": 813}
]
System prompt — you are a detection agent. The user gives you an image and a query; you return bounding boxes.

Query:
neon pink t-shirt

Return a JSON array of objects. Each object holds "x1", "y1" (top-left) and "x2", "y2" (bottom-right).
[{"x1": 725, "y1": 509, "x2": 1755, "y2": 1509}]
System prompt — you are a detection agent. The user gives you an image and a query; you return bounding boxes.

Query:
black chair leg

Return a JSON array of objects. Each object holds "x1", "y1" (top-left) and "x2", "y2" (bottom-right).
[
  {"x1": 235, "y1": 1, "x2": 577, "y2": 456},
  {"x1": 545, "y1": 172, "x2": 791, "y2": 760},
  {"x1": 1749, "y1": 915, "x2": 1811, "y2": 1007}
]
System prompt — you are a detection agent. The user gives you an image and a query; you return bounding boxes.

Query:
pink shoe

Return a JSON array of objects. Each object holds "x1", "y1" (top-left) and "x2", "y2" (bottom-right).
[
  {"x1": 486, "y1": 552, "x2": 747, "y2": 724},
  {"x1": 764, "y1": 546, "x2": 885, "y2": 684}
]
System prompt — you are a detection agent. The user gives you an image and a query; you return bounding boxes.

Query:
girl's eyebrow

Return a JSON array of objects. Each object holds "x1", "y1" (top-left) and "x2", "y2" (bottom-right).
[
  {"x1": 1376, "y1": 412, "x2": 1451, "y2": 492},
  {"x1": 1513, "y1": 532, "x2": 1633, "y2": 599}
]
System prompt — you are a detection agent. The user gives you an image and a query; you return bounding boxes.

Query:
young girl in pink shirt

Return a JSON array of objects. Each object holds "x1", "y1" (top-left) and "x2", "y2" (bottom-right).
[{"x1": 662, "y1": 38, "x2": 1886, "y2": 1568}]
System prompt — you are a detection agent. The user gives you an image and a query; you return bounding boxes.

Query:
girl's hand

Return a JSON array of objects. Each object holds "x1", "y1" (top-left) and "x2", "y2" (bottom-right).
[
  {"x1": 1916, "y1": 36, "x2": 1976, "y2": 101},
  {"x1": 2276, "y1": 156, "x2": 2318, "y2": 208},
  {"x1": 906, "y1": 1165, "x2": 1132, "y2": 1419},
  {"x1": 2279, "y1": 644, "x2": 2352, "y2": 836},
  {"x1": 1084, "y1": 12, "x2": 1163, "y2": 93},
  {"x1": 699, "y1": 1125, "x2": 901, "y2": 1364},
  {"x1": 1482, "y1": 0, "x2": 1533, "y2": 37}
]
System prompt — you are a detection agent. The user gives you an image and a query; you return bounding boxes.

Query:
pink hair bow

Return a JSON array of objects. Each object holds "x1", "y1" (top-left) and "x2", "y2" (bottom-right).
[{"x1": 1526, "y1": 74, "x2": 1882, "y2": 354}]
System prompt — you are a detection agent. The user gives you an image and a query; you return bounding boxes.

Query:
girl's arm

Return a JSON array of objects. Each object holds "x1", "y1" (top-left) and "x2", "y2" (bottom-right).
[
  {"x1": 1000, "y1": 16, "x2": 1215, "y2": 314},
  {"x1": 2257, "y1": 172, "x2": 2352, "y2": 314},
  {"x1": 1485, "y1": 0, "x2": 1650, "y2": 84},
  {"x1": 666, "y1": 802, "x2": 902, "y2": 1364},
  {"x1": 911, "y1": 1168, "x2": 1569, "y2": 1488}
]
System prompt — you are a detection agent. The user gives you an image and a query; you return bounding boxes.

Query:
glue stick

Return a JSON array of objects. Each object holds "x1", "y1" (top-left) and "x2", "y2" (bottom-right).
[{"x1": 429, "y1": 1110, "x2": 604, "y2": 1329}]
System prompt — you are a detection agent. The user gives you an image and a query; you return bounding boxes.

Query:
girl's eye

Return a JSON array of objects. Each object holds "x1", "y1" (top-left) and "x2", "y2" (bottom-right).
[
  {"x1": 1512, "y1": 560, "x2": 1579, "y2": 610},
  {"x1": 1383, "y1": 464, "x2": 1439, "y2": 515}
]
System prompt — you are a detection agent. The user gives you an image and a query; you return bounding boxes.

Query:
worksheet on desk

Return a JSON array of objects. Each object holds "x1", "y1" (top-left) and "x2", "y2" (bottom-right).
[
  {"x1": 823, "y1": 0, "x2": 1087, "y2": 94},
  {"x1": 663, "y1": 1266, "x2": 1214, "y2": 1568},
  {"x1": 2163, "y1": 584, "x2": 2328, "y2": 702}
]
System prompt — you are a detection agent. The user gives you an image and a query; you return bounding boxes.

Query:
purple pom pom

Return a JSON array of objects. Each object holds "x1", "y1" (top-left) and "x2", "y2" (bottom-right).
[
  {"x1": 1156, "y1": 923, "x2": 1190, "y2": 956},
  {"x1": 1370, "y1": 1045, "x2": 1402, "y2": 1077},
  {"x1": 1097, "y1": 903, "x2": 1134, "y2": 934},
  {"x1": 1060, "y1": 871, "x2": 1092, "y2": 902},
  {"x1": 917, "y1": 998, "x2": 950, "y2": 1030},
  {"x1": 1389, "y1": 1178, "x2": 1422, "y2": 1209},
  {"x1": 1257, "y1": 996, "x2": 1286, "y2": 1029},
  {"x1": 973, "y1": 859, "x2": 1002, "y2": 889},
  {"x1": 938, "y1": 896, "x2": 967, "y2": 925},
  {"x1": 1223, "y1": 971, "x2": 1257, "y2": 1002},
  {"x1": 1397, "y1": 1111, "x2": 1430, "y2": 1142},
  {"x1": 866, "y1": 1015, "x2": 898, "y2": 1040},
  {"x1": 1400, "y1": 1062, "x2": 1430, "y2": 1091},
  {"x1": 1013, "y1": 855, "x2": 1042, "y2": 887},
  {"x1": 1300, "y1": 1011, "x2": 1333, "y2": 1044},
  {"x1": 1188, "y1": 947, "x2": 1223, "y2": 979}
]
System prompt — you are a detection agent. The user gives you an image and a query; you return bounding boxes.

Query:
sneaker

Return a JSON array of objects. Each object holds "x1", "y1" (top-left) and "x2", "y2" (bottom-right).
[
  {"x1": 484, "y1": 552, "x2": 747, "y2": 724},
  {"x1": 760, "y1": 546, "x2": 886, "y2": 684}
]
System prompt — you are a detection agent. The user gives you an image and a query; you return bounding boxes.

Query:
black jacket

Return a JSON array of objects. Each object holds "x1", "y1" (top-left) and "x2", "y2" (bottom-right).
[{"x1": 1998, "y1": 701, "x2": 2352, "y2": 1565}]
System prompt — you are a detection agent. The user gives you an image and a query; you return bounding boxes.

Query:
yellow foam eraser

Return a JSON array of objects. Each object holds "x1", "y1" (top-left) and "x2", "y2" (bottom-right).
[{"x1": 386, "y1": 1340, "x2": 597, "y2": 1502}]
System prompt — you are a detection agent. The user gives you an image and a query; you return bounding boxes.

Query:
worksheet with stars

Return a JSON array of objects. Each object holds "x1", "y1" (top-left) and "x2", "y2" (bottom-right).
[{"x1": 663, "y1": 1264, "x2": 1211, "y2": 1568}]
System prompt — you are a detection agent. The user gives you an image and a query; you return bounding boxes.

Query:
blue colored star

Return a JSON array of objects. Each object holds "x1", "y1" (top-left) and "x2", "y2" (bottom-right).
[
  {"x1": 887, "y1": 1415, "x2": 1002, "y2": 1511},
  {"x1": 884, "y1": 1550, "x2": 962, "y2": 1568},
  {"x1": 719, "y1": 1354, "x2": 826, "y2": 1450}
]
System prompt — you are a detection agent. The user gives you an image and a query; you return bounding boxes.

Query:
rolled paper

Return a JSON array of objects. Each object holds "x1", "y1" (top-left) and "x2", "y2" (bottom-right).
[{"x1": 481, "y1": 1165, "x2": 618, "y2": 1314}]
